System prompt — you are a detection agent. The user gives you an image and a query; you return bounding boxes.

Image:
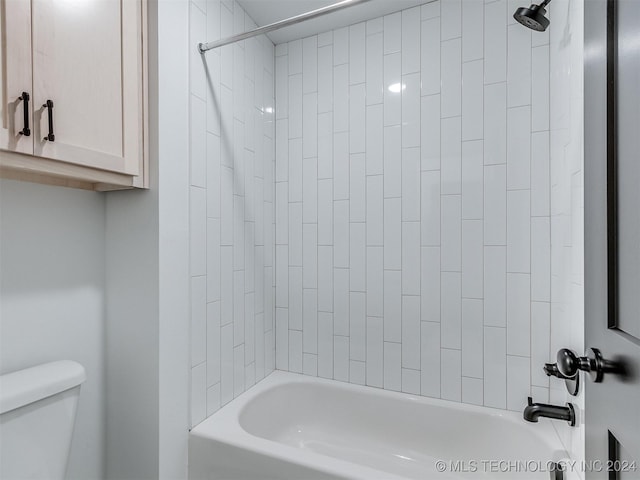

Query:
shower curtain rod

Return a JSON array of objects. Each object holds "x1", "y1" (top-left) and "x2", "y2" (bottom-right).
[{"x1": 198, "y1": 0, "x2": 373, "y2": 53}]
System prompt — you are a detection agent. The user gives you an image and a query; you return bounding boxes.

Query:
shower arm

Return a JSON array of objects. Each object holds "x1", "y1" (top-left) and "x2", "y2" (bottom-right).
[{"x1": 198, "y1": 0, "x2": 373, "y2": 54}]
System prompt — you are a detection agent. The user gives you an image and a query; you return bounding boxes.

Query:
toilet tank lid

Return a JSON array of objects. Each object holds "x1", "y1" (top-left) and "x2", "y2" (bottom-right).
[{"x1": 0, "y1": 361, "x2": 86, "y2": 414}]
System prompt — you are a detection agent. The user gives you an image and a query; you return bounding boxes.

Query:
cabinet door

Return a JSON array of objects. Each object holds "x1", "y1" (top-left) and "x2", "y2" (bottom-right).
[
  {"x1": 31, "y1": 0, "x2": 143, "y2": 176},
  {"x1": 0, "y1": 0, "x2": 33, "y2": 154}
]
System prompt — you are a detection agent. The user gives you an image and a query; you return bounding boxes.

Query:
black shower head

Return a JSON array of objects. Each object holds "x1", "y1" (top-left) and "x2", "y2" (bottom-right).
[{"x1": 513, "y1": 1, "x2": 551, "y2": 32}]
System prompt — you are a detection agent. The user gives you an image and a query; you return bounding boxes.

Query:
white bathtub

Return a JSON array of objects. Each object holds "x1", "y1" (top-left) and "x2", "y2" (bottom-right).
[{"x1": 189, "y1": 372, "x2": 571, "y2": 479}]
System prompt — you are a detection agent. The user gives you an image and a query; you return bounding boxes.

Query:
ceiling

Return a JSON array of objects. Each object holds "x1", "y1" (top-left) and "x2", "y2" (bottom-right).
[{"x1": 237, "y1": 0, "x2": 432, "y2": 44}]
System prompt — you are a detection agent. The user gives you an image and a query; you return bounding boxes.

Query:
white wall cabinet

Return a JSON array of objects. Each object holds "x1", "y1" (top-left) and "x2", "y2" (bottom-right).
[{"x1": 0, "y1": 0, "x2": 148, "y2": 191}]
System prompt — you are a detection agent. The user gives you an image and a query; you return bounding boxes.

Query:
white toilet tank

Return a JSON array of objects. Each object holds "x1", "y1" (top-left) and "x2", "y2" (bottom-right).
[{"x1": 0, "y1": 361, "x2": 86, "y2": 480}]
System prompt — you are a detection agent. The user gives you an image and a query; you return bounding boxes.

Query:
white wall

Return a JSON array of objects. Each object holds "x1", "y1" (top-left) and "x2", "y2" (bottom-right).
[
  {"x1": 273, "y1": 0, "x2": 555, "y2": 411},
  {"x1": 0, "y1": 179, "x2": 106, "y2": 480},
  {"x1": 549, "y1": 0, "x2": 584, "y2": 475},
  {"x1": 188, "y1": 0, "x2": 276, "y2": 426}
]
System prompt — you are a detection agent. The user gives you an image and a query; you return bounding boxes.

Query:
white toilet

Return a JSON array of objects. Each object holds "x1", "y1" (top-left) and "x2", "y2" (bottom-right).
[{"x1": 0, "y1": 360, "x2": 86, "y2": 480}]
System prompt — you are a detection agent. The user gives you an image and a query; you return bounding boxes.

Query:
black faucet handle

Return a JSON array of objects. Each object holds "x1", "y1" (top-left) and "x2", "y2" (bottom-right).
[{"x1": 544, "y1": 362, "x2": 569, "y2": 378}]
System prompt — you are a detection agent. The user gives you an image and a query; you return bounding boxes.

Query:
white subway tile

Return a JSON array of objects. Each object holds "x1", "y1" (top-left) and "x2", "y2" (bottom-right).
[
  {"x1": 334, "y1": 200, "x2": 350, "y2": 268},
  {"x1": 402, "y1": 222, "x2": 421, "y2": 295},
  {"x1": 506, "y1": 189, "x2": 530, "y2": 273},
  {"x1": 207, "y1": 133, "x2": 221, "y2": 218},
  {"x1": 190, "y1": 187, "x2": 207, "y2": 276},
  {"x1": 384, "y1": 270, "x2": 402, "y2": 342},
  {"x1": 334, "y1": 336, "x2": 350, "y2": 381},
  {"x1": 289, "y1": 330, "x2": 303, "y2": 373},
  {"x1": 421, "y1": 95, "x2": 441, "y2": 171},
  {"x1": 402, "y1": 74, "x2": 421, "y2": 148},
  {"x1": 275, "y1": 56, "x2": 288, "y2": 120},
  {"x1": 233, "y1": 271, "x2": 245, "y2": 345},
  {"x1": 350, "y1": 84, "x2": 366, "y2": 153},
  {"x1": 367, "y1": 17, "x2": 383, "y2": 35},
  {"x1": 484, "y1": 326, "x2": 506, "y2": 409},
  {"x1": 288, "y1": 39, "x2": 302, "y2": 75},
  {"x1": 206, "y1": 383, "x2": 221, "y2": 416},
  {"x1": 366, "y1": 105, "x2": 384, "y2": 175},
  {"x1": 484, "y1": 246, "x2": 507, "y2": 327},
  {"x1": 384, "y1": 198, "x2": 402, "y2": 270},
  {"x1": 303, "y1": 157, "x2": 318, "y2": 223},
  {"x1": 531, "y1": 45, "x2": 549, "y2": 131},
  {"x1": 350, "y1": 292, "x2": 367, "y2": 361},
  {"x1": 441, "y1": 195, "x2": 462, "y2": 272},
  {"x1": 333, "y1": 27, "x2": 349, "y2": 65},
  {"x1": 402, "y1": 148, "x2": 421, "y2": 221},
  {"x1": 531, "y1": 301, "x2": 551, "y2": 387},
  {"x1": 275, "y1": 246, "x2": 288, "y2": 307},
  {"x1": 288, "y1": 138, "x2": 303, "y2": 202},
  {"x1": 441, "y1": 349, "x2": 462, "y2": 401},
  {"x1": 349, "y1": 23, "x2": 366, "y2": 84},
  {"x1": 484, "y1": 0, "x2": 507, "y2": 84},
  {"x1": 531, "y1": 217, "x2": 550, "y2": 302},
  {"x1": 191, "y1": 276, "x2": 207, "y2": 367},
  {"x1": 221, "y1": 246, "x2": 234, "y2": 325},
  {"x1": 303, "y1": 94, "x2": 318, "y2": 159},
  {"x1": 367, "y1": 316, "x2": 384, "y2": 387},
  {"x1": 531, "y1": 131, "x2": 550, "y2": 216},
  {"x1": 366, "y1": 176, "x2": 384, "y2": 246},
  {"x1": 441, "y1": 0, "x2": 462, "y2": 40},
  {"x1": 318, "y1": 179, "x2": 333, "y2": 245},
  {"x1": 245, "y1": 293, "x2": 255, "y2": 365},
  {"x1": 484, "y1": 82, "x2": 507, "y2": 165},
  {"x1": 462, "y1": 220, "x2": 484, "y2": 299},
  {"x1": 383, "y1": 53, "x2": 402, "y2": 126},
  {"x1": 318, "y1": 46, "x2": 334, "y2": 114},
  {"x1": 462, "y1": 0, "x2": 484, "y2": 61},
  {"x1": 506, "y1": 273, "x2": 530, "y2": 356},
  {"x1": 384, "y1": 126, "x2": 402, "y2": 197},
  {"x1": 288, "y1": 203, "x2": 302, "y2": 266},
  {"x1": 303, "y1": 224, "x2": 318, "y2": 289},
  {"x1": 350, "y1": 224, "x2": 366, "y2": 292},
  {"x1": 191, "y1": 363, "x2": 207, "y2": 427},
  {"x1": 421, "y1": 247, "x2": 441, "y2": 322},
  {"x1": 484, "y1": 164, "x2": 507, "y2": 245},
  {"x1": 462, "y1": 377, "x2": 483, "y2": 406},
  {"x1": 318, "y1": 113, "x2": 333, "y2": 179},
  {"x1": 507, "y1": 24, "x2": 531, "y2": 107},
  {"x1": 462, "y1": 299, "x2": 483, "y2": 378},
  {"x1": 221, "y1": 323, "x2": 234, "y2": 404},
  {"x1": 366, "y1": 33, "x2": 384, "y2": 105},
  {"x1": 288, "y1": 266, "x2": 303, "y2": 331},
  {"x1": 441, "y1": 39, "x2": 462, "y2": 118},
  {"x1": 190, "y1": 4, "x2": 207, "y2": 100},
  {"x1": 350, "y1": 154, "x2": 366, "y2": 222},
  {"x1": 333, "y1": 133, "x2": 350, "y2": 200},
  {"x1": 507, "y1": 355, "x2": 530, "y2": 411},
  {"x1": 191, "y1": 97, "x2": 207, "y2": 188},
  {"x1": 441, "y1": 272, "x2": 462, "y2": 349},
  {"x1": 275, "y1": 120, "x2": 288, "y2": 182},
  {"x1": 462, "y1": 140, "x2": 484, "y2": 220},
  {"x1": 334, "y1": 64, "x2": 349, "y2": 133},
  {"x1": 351, "y1": 361, "x2": 366, "y2": 386},
  {"x1": 421, "y1": 171, "x2": 441, "y2": 246},
  {"x1": 402, "y1": 7, "x2": 421, "y2": 74},
  {"x1": 318, "y1": 312, "x2": 334, "y2": 378},
  {"x1": 334, "y1": 268, "x2": 350, "y2": 336},
  {"x1": 462, "y1": 60, "x2": 484, "y2": 141},
  {"x1": 402, "y1": 296, "x2": 421, "y2": 369},
  {"x1": 303, "y1": 289, "x2": 318, "y2": 354},
  {"x1": 384, "y1": 342, "x2": 402, "y2": 391},
  {"x1": 507, "y1": 106, "x2": 531, "y2": 190},
  {"x1": 207, "y1": 301, "x2": 221, "y2": 386},
  {"x1": 207, "y1": 219, "x2": 221, "y2": 302},
  {"x1": 384, "y1": 12, "x2": 402, "y2": 54},
  {"x1": 275, "y1": 310, "x2": 289, "y2": 370},
  {"x1": 303, "y1": 353, "x2": 317, "y2": 377},
  {"x1": 318, "y1": 246, "x2": 333, "y2": 312},
  {"x1": 302, "y1": 36, "x2": 317, "y2": 94},
  {"x1": 421, "y1": 322, "x2": 441, "y2": 397},
  {"x1": 441, "y1": 117, "x2": 462, "y2": 195},
  {"x1": 421, "y1": 18, "x2": 441, "y2": 96},
  {"x1": 421, "y1": 0, "x2": 440, "y2": 20},
  {"x1": 367, "y1": 247, "x2": 384, "y2": 317}
]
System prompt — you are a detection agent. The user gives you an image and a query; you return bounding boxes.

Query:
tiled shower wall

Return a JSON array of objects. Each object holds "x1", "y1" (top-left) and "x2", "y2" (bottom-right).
[
  {"x1": 274, "y1": 0, "x2": 554, "y2": 411},
  {"x1": 189, "y1": 0, "x2": 276, "y2": 427}
]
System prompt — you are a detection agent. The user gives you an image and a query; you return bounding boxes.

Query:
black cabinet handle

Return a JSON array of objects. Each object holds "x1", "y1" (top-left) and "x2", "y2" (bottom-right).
[
  {"x1": 43, "y1": 100, "x2": 54, "y2": 142},
  {"x1": 18, "y1": 92, "x2": 30, "y2": 136}
]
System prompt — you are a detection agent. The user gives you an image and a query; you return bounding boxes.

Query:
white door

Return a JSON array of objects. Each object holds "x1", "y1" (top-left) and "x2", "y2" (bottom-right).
[
  {"x1": 0, "y1": 0, "x2": 33, "y2": 154},
  {"x1": 31, "y1": 0, "x2": 143, "y2": 176}
]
